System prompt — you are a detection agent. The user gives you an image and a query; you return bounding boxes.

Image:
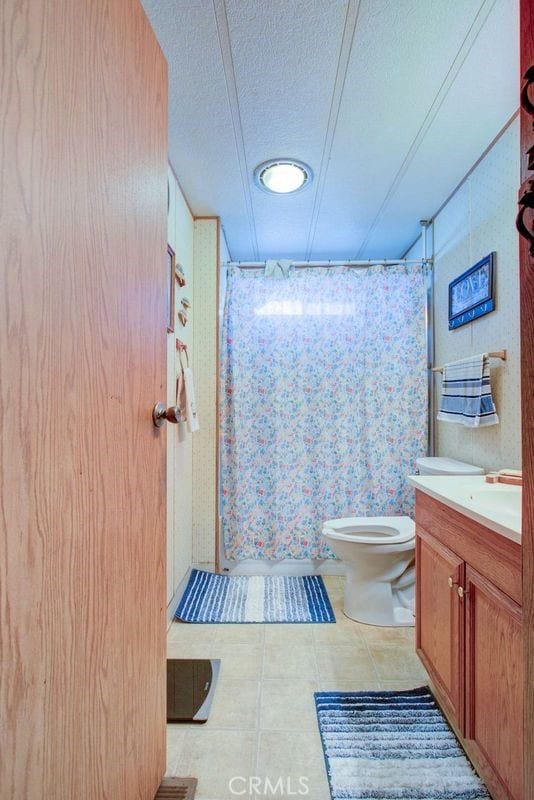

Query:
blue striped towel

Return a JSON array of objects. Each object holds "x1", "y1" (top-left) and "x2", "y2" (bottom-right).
[{"x1": 437, "y1": 353, "x2": 499, "y2": 427}]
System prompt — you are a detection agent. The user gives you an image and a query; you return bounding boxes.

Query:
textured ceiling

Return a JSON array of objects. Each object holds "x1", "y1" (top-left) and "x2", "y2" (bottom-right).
[{"x1": 141, "y1": 0, "x2": 518, "y2": 261}]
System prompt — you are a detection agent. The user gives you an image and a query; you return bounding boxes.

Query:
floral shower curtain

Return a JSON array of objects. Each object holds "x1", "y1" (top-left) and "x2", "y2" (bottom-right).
[{"x1": 220, "y1": 265, "x2": 429, "y2": 561}]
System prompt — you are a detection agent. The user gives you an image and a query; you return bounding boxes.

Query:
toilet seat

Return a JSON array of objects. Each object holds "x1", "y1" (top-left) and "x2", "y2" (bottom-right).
[
  {"x1": 321, "y1": 515, "x2": 416, "y2": 626},
  {"x1": 322, "y1": 516, "x2": 415, "y2": 546}
]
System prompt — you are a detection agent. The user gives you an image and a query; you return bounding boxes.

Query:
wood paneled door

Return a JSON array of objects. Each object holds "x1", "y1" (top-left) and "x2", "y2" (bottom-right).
[{"x1": 0, "y1": 1, "x2": 168, "y2": 798}]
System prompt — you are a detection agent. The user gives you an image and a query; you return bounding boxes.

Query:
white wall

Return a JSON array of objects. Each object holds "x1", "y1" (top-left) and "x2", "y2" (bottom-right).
[
  {"x1": 411, "y1": 119, "x2": 521, "y2": 471},
  {"x1": 166, "y1": 167, "x2": 195, "y2": 609}
]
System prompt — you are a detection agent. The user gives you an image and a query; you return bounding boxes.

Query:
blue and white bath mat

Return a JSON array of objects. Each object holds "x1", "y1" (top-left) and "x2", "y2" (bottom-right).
[
  {"x1": 315, "y1": 687, "x2": 489, "y2": 800},
  {"x1": 175, "y1": 569, "x2": 335, "y2": 623}
]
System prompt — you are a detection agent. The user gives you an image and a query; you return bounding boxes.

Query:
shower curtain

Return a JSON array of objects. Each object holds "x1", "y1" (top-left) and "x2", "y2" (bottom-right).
[{"x1": 220, "y1": 265, "x2": 429, "y2": 561}]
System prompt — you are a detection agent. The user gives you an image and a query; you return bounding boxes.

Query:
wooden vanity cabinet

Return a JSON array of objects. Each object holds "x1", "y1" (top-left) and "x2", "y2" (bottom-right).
[
  {"x1": 464, "y1": 567, "x2": 523, "y2": 800},
  {"x1": 416, "y1": 532, "x2": 465, "y2": 725},
  {"x1": 415, "y1": 491, "x2": 523, "y2": 800}
]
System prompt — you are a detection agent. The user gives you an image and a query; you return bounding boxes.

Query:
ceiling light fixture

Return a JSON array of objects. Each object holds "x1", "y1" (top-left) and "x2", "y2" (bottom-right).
[{"x1": 254, "y1": 159, "x2": 312, "y2": 195}]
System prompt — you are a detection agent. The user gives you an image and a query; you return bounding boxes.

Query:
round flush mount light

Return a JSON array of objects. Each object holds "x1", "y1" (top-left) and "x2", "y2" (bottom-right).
[{"x1": 254, "y1": 159, "x2": 313, "y2": 195}]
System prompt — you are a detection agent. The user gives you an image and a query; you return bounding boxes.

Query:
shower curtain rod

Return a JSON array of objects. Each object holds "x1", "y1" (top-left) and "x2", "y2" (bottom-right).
[{"x1": 222, "y1": 258, "x2": 431, "y2": 269}]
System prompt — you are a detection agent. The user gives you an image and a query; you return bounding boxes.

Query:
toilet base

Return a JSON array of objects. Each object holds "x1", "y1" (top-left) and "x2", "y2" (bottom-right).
[{"x1": 343, "y1": 564, "x2": 415, "y2": 627}]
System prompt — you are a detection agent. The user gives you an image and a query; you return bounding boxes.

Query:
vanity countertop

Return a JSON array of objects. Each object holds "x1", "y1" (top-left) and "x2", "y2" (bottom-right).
[{"x1": 408, "y1": 474, "x2": 521, "y2": 544}]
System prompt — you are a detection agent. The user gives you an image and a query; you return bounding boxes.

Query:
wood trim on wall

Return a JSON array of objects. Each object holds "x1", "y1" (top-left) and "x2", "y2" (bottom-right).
[
  {"x1": 213, "y1": 218, "x2": 221, "y2": 572},
  {"x1": 520, "y1": 1, "x2": 534, "y2": 797},
  {"x1": 168, "y1": 161, "x2": 195, "y2": 220},
  {"x1": 191, "y1": 213, "x2": 220, "y2": 571},
  {"x1": 191, "y1": 216, "x2": 220, "y2": 568}
]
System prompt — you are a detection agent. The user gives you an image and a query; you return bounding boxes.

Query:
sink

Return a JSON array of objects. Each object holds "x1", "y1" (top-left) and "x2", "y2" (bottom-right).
[
  {"x1": 407, "y1": 474, "x2": 522, "y2": 543},
  {"x1": 462, "y1": 485, "x2": 521, "y2": 522}
]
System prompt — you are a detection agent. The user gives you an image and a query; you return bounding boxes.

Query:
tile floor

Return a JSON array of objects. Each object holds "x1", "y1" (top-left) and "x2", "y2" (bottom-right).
[{"x1": 166, "y1": 576, "x2": 428, "y2": 800}]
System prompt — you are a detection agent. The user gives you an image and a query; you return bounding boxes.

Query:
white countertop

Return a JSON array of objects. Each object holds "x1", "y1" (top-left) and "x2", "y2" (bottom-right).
[{"x1": 408, "y1": 475, "x2": 521, "y2": 544}]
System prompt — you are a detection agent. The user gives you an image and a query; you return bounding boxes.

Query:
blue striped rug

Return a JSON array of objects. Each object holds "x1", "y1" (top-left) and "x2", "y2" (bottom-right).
[
  {"x1": 315, "y1": 687, "x2": 489, "y2": 799},
  {"x1": 175, "y1": 569, "x2": 335, "y2": 623}
]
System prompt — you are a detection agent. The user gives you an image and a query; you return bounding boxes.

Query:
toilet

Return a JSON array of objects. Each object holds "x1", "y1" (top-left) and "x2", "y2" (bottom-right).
[{"x1": 322, "y1": 456, "x2": 484, "y2": 627}]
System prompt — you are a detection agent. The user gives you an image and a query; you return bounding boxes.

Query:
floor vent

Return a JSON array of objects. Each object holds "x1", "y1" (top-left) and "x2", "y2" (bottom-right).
[{"x1": 154, "y1": 777, "x2": 197, "y2": 799}]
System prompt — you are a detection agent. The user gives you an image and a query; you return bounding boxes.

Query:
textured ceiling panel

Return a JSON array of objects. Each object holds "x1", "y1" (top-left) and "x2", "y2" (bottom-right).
[
  {"x1": 141, "y1": 0, "x2": 257, "y2": 256},
  {"x1": 357, "y1": 0, "x2": 518, "y2": 258},
  {"x1": 224, "y1": 0, "x2": 349, "y2": 258},
  {"x1": 141, "y1": 0, "x2": 518, "y2": 261},
  {"x1": 308, "y1": 0, "x2": 490, "y2": 259}
]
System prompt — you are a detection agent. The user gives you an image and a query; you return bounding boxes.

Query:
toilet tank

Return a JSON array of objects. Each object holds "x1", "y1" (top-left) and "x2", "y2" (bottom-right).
[{"x1": 415, "y1": 456, "x2": 485, "y2": 476}]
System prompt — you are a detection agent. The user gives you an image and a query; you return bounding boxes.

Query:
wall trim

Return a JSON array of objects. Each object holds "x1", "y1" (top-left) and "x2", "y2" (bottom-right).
[
  {"x1": 402, "y1": 110, "x2": 520, "y2": 258},
  {"x1": 215, "y1": 219, "x2": 221, "y2": 572},
  {"x1": 168, "y1": 161, "x2": 195, "y2": 220},
  {"x1": 166, "y1": 567, "x2": 192, "y2": 628}
]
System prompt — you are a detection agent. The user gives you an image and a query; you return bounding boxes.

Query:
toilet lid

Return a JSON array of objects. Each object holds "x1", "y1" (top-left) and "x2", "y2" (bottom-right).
[{"x1": 322, "y1": 516, "x2": 415, "y2": 545}]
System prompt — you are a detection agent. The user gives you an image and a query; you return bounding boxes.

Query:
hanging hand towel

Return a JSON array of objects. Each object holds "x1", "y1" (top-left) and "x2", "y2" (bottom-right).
[
  {"x1": 183, "y1": 366, "x2": 199, "y2": 432},
  {"x1": 436, "y1": 353, "x2": 499, "y2": 427},
  {"x1": 176, "y1": 369, "x2": 187, "y2": 421},
  {"x1": 264, "y1": 259, "x2": 292, "y2": 279}
]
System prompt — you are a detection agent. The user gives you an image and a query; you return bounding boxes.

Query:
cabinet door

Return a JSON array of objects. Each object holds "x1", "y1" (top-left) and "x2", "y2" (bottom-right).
[
  {"x1": 416, "y1": 530, "x2": 465, "y2": 730},
  {"x1": 0, "y1": 1, "x2": 167, "y2": 796},
  {"x1": 465, "y1": 567, "x2": 523, "y2": 800}
]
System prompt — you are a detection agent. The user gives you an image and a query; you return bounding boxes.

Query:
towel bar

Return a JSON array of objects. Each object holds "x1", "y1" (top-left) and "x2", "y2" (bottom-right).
[{"x1": 431, "y1": 350, "x2": 507, "y2": 373}]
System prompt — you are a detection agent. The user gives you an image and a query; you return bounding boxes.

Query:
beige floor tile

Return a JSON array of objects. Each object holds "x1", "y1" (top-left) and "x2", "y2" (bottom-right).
[
  {"x1": 368, "y1": 642, "x2": 428, "y2": 680},
  {"x1": 312, "y1": 621, "x2": 362, "y2": 646},
  {"x1": 380, "y1": 678, "x2": 428, "y2": 691},
  {"x1": 401, "y1": 626, "x2": 416, "y2": 645},
  {"x1": 330, "y1": 596, "x2": 345, "y2": 613},
  {"x1": 207, "y1": 679, "x2": 259, "y2": 730},
  {"x1": 167, "y1": 622, "x2": 219, "y2": 644},
  {"x1": 259, "y1": 679, "x2": 319, "y2": 731},
  {"x1": 329, "y1": 610, "x2": 367, "y2": 629},
  {"x1": 264, "y1": 624, "x2": 313, "y2": 646},
  {"x1": 213, "y1": 624, "x2": 265, "y2": 646},
  {"x1": 165, "y1": 726, "x2": 186, "y2": 777},
  {"x1": 318, "y1": 678, "x2": 383, "y2": 692},
  {"x1": 257, "y1": 730, "x2": 329, "y2": 800},
  {"x1": 179, "y1": 729, "x2": 256, "y2": 800},
  {"x1": 167, "y1": 641, "x2": 214, "y2": 660},
  {"x1": 263, "y1": 644, "x2": 317, "y2": 679},
  {"x1": 356, "y1": 622, "x2": 415, "y2": 644},
  {"x1": 315, "y1": 643, "x2": 378, "y2": 682},
  {"x1": 211, "y1": 643, "x2": 264, "y2": 680},
  {"x1": 323, "y1": 575, "x2": 344, "y2": 589},
  {"x1": 322, "y1": 577, "x2": 344, "y2": 600}
]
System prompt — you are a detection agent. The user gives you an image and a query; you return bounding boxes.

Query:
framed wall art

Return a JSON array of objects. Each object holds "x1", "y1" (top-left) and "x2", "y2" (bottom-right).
[{"x1": 448, "y1": 252, "x2": 495, "y2": 330}]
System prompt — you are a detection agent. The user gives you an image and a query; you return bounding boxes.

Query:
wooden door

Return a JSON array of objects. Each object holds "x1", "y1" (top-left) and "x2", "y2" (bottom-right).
[
  {"x1": 519, "y1": 2, "x2": 534, "y2": 798},
  {"x1": 0, "y1": 2, "x2": 168, "y2": 799},
  {"x1": 465, "y1": 567, "x2": 523, "y2": 800},
  {"x1": 416, "y1": 530, "x2": 465, "y2": 729}
]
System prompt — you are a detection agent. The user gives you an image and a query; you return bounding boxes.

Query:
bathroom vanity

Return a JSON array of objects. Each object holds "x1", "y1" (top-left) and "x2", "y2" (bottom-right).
[{"x1": 409, "y1": 476, "x2": 522, "y2": 800}]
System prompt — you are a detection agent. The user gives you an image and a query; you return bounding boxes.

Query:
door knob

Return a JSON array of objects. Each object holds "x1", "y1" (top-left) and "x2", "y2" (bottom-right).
[{"x1": 152, "y1": 402, "x2": 182, "y2": 427}]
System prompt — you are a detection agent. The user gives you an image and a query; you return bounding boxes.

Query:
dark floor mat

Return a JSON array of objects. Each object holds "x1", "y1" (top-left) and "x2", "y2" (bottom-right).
[
  {"x1": 167, "y1": 659, "x2": 220, "y2": 722},
  {"x1": 154, "y1": 777, "x2": 197, "y2": 799}
]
